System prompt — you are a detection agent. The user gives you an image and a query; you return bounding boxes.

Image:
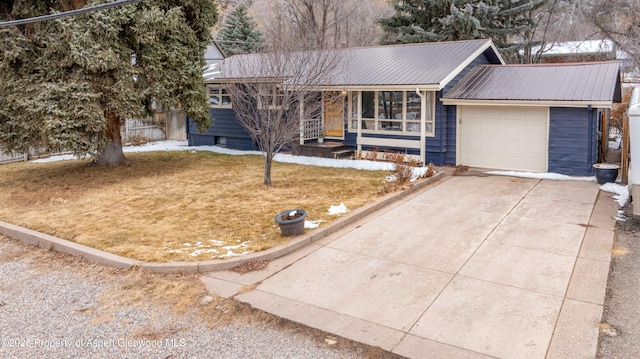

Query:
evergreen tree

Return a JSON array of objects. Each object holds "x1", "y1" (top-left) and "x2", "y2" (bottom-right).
[
  {"x1": 379, "y1": 0, "x2": 450, "y2": 43},
  {"x1": 0, "y1": 0, "x2": 217, "y2": 166},
  {"x1": 380, "y1": 0, "x2": 545, "y2": 61},
  {"x1": 216, "y1": 4, "x2": 263, "y2": 56}
]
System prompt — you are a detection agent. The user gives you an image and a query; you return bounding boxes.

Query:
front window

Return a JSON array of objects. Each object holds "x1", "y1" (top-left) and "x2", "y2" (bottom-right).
[
  {"x1": 350, "y1": 90, "x2": 434, "y2": 136},
  {"x1": 361, "y1": 91, "x2": 375, "y2": 130},
  {"x1": 406, "y1": 91, "x2": 422, "y2": 132},
  {"x1": 208, "y1": 84, "x2": 231, "y2": 108},
  {"x1": 377, "y1": 91, "x2": 403, "y2": 131},
  {"x1": 259, "y1": 85, "x2": 288, "y2": 110}
]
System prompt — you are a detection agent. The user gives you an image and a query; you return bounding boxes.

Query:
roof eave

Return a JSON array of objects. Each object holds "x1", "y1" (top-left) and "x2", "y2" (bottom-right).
[
  {"x1": 441, "y1": 99, "x2": 614, "y2": 109},
  {"x1": 203, "y1": 80, "x2": 442, "y2": 91},
  {"x1": 438, "y1": 40, "x2": 505, "y2": 89},
  {"x1": 339, "y1": 85, "x2": 441, "y2": 91}
]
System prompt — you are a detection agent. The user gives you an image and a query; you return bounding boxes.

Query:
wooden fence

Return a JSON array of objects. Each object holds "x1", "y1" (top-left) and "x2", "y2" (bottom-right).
[
  {"x1": 622, "y1": 113, "x2": 630, "y2": 184},
  {"x1": 0, "y1": 149, "x2": 27, "y2": 164},
  {"x1": 121, "y1": 113, "x2": 167, "y2": 143},
  {"x1": 1, "y1": 110, "x2": 187, "y2": 165},
  {"x1": 121, "y1": 110, "x2": 186, "y2": 143}
]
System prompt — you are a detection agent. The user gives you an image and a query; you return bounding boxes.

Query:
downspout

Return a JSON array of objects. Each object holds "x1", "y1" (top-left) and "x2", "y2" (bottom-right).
[
  {"x1": 299, "y1": 93, "x2": 305, "y2": 145},
  {"x1": 357, "y1": 92, "x2": 362, "y2": 154},
  {"x1": 416, "y1": 89, "x2": 426, "y2": 165}
]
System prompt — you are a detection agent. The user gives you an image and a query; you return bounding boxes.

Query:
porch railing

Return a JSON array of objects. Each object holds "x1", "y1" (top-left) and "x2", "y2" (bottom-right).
[{"x1": 302, "y1": 118, "x2": 323, "y2": 140}]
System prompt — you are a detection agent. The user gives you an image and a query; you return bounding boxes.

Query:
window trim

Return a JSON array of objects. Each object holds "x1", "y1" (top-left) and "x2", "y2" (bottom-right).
[
  {"x1": 348, "y1": 90, "x2": 435, "y2": 137},
  {"x1": 258, "y1": 84, "x2": 289, "y2": 110},
  {"x1": 207, "y1": 84, "x2": 232, "y2": 108}
]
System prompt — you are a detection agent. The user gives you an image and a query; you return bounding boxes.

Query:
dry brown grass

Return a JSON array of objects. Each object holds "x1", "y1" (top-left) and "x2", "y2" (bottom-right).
[
  {"x1": 611, "y1": 245, "x2": 630, "y2": 257},
  {"x1": 0, "y1": 151, "x2": 388, "y2": 262}
]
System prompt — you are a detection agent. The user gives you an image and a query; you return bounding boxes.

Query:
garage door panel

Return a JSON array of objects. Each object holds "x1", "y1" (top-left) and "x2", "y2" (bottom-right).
[
  {"x1": 459, "y1": 106, "x2": 548, "y2": 172},
  {"x1": 483, "y1": 138, "x2": 502, "y2": 151},
  {"x1": 485, "y1": 121, "x2": 502, "y2": 133},
  {"x1": 465, "y1": 122, "x2": 485, "y2": 137},
  {"x1": 503, "y1": 139, "x2": 521, "y2": 150},
  {"x1": 521, "y1": 142, "x2": 546, "y2": 154},
  {"x1": 503, "y1": 123, "x2": 521, "y2": 138}
]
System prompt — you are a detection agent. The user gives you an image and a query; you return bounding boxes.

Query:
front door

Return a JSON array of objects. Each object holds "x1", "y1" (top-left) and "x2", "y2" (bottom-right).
[{"x1": 323, "y1": 92, "x2": 345, "y2": 138}]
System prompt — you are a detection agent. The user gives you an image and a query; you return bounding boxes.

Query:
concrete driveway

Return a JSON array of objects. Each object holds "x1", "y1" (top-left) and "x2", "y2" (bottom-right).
[{"x1": 202, "y1": 175, "x2": 617, "y2": 358}]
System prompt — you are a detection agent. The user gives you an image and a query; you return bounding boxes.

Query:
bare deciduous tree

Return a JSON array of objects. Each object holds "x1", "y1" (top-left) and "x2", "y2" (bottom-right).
[
  {"x1": 586, "y1": 0, "x2": 640, "y2": 69},
  {"x1": 223, "y1": 38, "x2": 344, "y2": 186},
  {"x1": 519, "y1": 0, "x2": 563, "y2": 63},
  {"x1": 248, "y1": 0, "x2": 392, "y2": 49}
]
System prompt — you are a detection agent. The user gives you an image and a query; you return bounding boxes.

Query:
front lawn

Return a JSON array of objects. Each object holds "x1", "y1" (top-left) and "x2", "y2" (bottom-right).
[{"x1": 0, "y1": 151, "x2": 388, "y2": 262}]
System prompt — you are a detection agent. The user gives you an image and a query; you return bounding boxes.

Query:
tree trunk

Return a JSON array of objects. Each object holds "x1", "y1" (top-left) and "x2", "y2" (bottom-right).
[
  {"x1": 95, "y1": 112, "x2": 128, "y2": 166},
  {"x1": 263, "y1": 153, "x2": 273, "y2": 187}
]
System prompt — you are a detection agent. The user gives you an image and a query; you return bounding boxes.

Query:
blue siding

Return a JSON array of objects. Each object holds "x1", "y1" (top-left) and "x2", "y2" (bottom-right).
[
  {"x1": 433, "y1": 54, "x2": 492, "y2": 166},
  {"x1": 188, "y1": 108, "x2": 255, "y2": 151},
  {"x1": 444, "y1": 105, "x2": 457, "y2": 164},
  {"x1": 192, "y1": 50, "x2": 502, "y2": 161},
  {"x1": 548, "y1": 107, "x2": 597, "y2": 176},
  {"x1": 344, "y1": 132, "x2": 357, "y2": 148}
]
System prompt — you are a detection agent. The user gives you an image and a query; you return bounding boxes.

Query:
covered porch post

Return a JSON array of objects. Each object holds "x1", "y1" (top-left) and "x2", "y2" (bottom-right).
[
  {"x1": 416, "y1": 88, "x2": 426, "y2": 165},
  {"x1": 356, "y1": 91, "x2": 362, "y2": 153},
  {"x1": 299, "y1": 93, "x2": 305, "y2": 145}
]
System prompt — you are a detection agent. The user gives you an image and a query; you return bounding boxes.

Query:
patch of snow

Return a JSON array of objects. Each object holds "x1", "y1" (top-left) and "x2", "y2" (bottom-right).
[
  {"x1": 328, "y1": 203, "x2": 349, "y2": 215},
  {"x1": 219, "y1": 250, "x2": 251, "y2": 258},
  {"x1": 486, "y1": 171, "x2": 596, "y2": 182},
  {"x1": 167, "y1": 238, "x2": 252, "y2": 258},
  {"x1": 31, "y1": 153, "x2": 83, "y2": 163},
  {"x1": 593, "y1": 163, "x2": 620, "y2": 169},
  {"x1": 411, "y1": 167, "x2": 434, "y2": 181},
  {"x1": 608, "y1": 140, "x2": 621, "y2": 149},
  {"x1": 273, "y1": 152, "x2": 394, "y2": 171},
  {"x1": 614, "y1": 209, "x2": 627, "y2": 222},
  {"x1": 288, "y1": 210, "x2": 298, "y2": 217},
  {"x1": 304, "y1": 220, "x2": 326, "y2": 229},
  {"x1": 32, "y1": 140, "x2": 422, "y2": 173},
  {"x1": 221, "y1": 241, "x2": 251, "y2": 251},
  {"x1": 608, "y1": 132, "x2": 622, "y2": 149},
  {"x1": 599, "y1": 183, "x2": 630, "y2": 207}
]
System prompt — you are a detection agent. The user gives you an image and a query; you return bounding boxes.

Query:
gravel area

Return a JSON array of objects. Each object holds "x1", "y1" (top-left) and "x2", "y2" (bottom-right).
[
  {"x1": 0, "y1": 236, "x2": 398, "y2": 359},
  {"x1": 598, "y1": 204, "x2": 640, "y2": 358}
]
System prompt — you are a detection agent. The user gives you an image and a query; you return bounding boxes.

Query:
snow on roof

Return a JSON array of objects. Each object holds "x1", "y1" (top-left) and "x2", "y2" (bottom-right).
[{"x1": 532, "y1": 39, "x2": 615, "y2": 56}]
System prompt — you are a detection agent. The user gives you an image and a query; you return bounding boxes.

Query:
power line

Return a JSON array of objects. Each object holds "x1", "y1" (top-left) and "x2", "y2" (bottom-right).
[{"x1": 0, "y1": 0, "x2": 146, "y2": 28}]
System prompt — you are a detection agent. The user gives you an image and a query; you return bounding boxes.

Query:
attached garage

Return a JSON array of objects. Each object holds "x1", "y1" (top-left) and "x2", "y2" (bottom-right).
[
  {"x1": 444, "y1": 62, "x2": 622, "y2": 175},
  {"x1": 458, "y1": 106, "x2": 548, "y2": 172}
]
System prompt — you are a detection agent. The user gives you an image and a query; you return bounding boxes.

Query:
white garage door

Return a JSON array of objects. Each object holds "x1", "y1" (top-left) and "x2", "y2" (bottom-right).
[{"x1": 459, "y1": 106, "x2": 548, "y2": 172}]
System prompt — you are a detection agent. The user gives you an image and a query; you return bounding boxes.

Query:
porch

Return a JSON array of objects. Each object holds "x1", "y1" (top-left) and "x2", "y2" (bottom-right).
[{"x1": 299, "y1": 141, "x2": 352, "y2": 159}]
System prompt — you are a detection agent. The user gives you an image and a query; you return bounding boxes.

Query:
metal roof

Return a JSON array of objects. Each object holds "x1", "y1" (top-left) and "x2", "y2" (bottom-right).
[
  {"x1": 206, "y1": 39, "x2": 504, "y2": 89},
  {"x1": 443, "y1": 62, "x2": 622, "y2": 103}
]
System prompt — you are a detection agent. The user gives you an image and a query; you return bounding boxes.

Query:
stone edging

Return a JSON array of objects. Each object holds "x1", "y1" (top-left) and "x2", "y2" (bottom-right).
[{"x1": 0, "y1": 172, "x2": 445, "y2": 273}]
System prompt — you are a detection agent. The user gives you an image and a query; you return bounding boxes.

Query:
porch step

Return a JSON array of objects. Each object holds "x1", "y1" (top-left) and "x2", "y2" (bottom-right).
[
  {"x1": 331, "y1": 149, "x2": 354, "y2": 159},
  {"x1": 299, "y1": 141, "x2": 352, "y2": 159}
]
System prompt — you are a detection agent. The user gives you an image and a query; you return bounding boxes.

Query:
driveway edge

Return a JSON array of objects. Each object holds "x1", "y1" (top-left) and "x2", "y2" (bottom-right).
[{"x1": 0, "y1": 172, "x2": 446, "y2": 273}]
